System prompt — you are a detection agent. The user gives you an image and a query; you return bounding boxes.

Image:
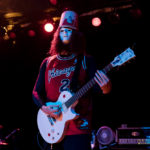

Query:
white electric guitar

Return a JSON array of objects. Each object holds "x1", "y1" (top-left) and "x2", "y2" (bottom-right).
[{"x1": 37, "y1": 47, "x2": 135, "y2": 144}]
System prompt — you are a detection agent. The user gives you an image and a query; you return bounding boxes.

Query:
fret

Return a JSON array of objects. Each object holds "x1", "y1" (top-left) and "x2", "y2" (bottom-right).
[{"x1": 102, "y1": 63, "x2": 113, "y2": 74}]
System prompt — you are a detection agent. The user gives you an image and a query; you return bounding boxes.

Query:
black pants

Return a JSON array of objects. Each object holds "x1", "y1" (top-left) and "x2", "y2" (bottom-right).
[{"x1": 43, "y1": 134, "x2": 91, "y2": 150}]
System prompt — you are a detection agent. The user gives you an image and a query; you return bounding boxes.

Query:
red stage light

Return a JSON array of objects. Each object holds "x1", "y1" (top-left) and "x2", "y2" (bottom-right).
[
  {"x1": 9, "y1": 32, "x2": 16, "y2": 39},
  {"x1": 129, "y1": 8, "x2": 142, "y2": 20},
  {"x1": 92, "y1": 17, "x2": 102, "y2": 27},
  {"x1": 49, "y1": 0, "x2": 57, "y2": 5},
  {"x1": 28, "y1": 30, "x2": 36, "y2": 37},
  {"x1": 44, "y1": 23, "x2": 54, "y2": 32}
]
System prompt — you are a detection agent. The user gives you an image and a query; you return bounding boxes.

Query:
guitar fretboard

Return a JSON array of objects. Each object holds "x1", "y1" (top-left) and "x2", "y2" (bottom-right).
[{"x1": 65, "y1": 63, "x2": 113, "y2": 108}]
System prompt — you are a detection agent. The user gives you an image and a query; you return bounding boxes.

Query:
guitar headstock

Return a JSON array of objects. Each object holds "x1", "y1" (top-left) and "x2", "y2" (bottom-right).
[{"x1": 111, "y1": 48, "x2": 136, "y2": 67}]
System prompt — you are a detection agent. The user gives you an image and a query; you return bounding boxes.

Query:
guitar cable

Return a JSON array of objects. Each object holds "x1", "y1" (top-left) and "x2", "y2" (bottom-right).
[
  {"x1": 37, "y1": 132, "x2": 45, "y2": 150},
  {"x1": 37, "y1": 132, "x2": 53, "y2": 150}
]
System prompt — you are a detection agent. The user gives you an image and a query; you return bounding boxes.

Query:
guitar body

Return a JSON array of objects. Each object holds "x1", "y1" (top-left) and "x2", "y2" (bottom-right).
[{"x1": 37, "y1": 91, "x2": 77, "y2": 144}]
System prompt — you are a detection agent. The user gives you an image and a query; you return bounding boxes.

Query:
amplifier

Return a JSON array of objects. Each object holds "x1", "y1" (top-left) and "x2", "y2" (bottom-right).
[{"x1": 116, "y1": 125, "x2": 150, "y2": 145}]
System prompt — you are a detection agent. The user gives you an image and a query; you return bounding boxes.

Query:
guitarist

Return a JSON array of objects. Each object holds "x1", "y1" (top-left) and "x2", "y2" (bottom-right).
[{"x1": 32, "y1": 10, "x2": 112, "y2": 150}]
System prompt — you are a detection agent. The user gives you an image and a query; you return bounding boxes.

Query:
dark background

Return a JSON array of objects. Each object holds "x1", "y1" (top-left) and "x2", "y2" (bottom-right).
[{"x1": 0, "y1": 0, "x2": 149, "y2": 149}]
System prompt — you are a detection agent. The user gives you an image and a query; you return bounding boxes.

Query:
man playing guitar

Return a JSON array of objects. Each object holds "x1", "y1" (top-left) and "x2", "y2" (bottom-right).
[{"x1": 32, "y1": 10, "x2": 112, "y2": 150}]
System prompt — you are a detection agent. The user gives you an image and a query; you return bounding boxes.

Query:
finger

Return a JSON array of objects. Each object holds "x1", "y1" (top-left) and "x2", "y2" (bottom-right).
[
  {"x1": 95, "y1": 72, "x2": 107, "y2": 85},
  {"x1": 49, "y1": 105, "x2": 60, "y2": 108},
  {"x1": 50, "y1": 113, "x2": 58, "y2": 119},
  {"x1": 96, "y1": 70, "x2": 109, "y2": 82},
  {"x1": 50, "y1": 109, "x2": 58, "y2": 113},
  {"x1": 51, "y1": 111, "x2": 62, "y2": 119},
  {"x1": 95, "y1": 73, "x2": 102, "y2": 83},
  {"x1": 94, "y1": 76, "x2": 103, "y2": 87},
  {"x1": 51, "y1": 104, "x2": 60, "y2": 107}
]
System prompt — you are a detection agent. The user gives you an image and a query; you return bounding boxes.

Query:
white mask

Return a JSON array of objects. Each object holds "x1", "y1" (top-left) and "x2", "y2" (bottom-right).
[{"x1": 59, "y1": 27, "x2": 72, "y2": 44}]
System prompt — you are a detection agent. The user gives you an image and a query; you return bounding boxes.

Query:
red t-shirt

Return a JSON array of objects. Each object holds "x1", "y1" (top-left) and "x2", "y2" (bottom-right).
[{"x1": 44, "y1": 54, "x2": 92, "y2": 135}]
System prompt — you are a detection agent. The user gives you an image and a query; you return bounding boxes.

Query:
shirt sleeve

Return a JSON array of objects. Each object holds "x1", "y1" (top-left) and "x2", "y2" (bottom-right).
[{"x1": 32, "y1": 58, "x2": 47, "y2": 108}]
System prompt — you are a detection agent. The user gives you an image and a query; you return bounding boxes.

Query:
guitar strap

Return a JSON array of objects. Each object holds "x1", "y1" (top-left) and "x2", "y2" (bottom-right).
[{"x1": 70, "y1": 54, "x2": 83, "y2": 92}]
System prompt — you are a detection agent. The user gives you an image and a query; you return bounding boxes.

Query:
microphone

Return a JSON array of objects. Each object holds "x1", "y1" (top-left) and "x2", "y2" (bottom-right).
[{"x1": 5, "y1": 128, "x2": 20, "y2": 140}]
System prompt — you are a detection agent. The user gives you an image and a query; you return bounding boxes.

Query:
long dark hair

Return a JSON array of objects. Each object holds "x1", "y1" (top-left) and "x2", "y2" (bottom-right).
[{"x1": 49, "y1": 27, "x2": 86, "y2": 56}]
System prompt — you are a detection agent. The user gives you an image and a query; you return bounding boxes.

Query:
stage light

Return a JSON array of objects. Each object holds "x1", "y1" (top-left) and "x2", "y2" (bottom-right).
[
  {"x1": 3, "y1": 34, "x2": 9, "y2": 40},
  {"x1": 0, "y1": 26, "x2": 6, "y2": 36},
  {"x1": 28, "y1": 29, "x2": 36, "y2": 37},
  {"x1": 9, "y1": 32, "x2": 16, "y2": 39},
  {"x1": 129, "y1": 8, "x2": 142, "y2": 20},
  {"x1": 92, "y1": 17, "x2": 102, "y2": 27},
  {"x1": 44, "y1": 23, "x2": 54, "y2": 32},
  {"x1": 49, "y1": 0, "x2": 57, "y2": 5}
]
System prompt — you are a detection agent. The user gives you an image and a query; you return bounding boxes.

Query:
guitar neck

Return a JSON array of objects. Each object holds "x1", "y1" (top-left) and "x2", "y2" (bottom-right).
[{"x1": 65, "y1": 63, "x2": 113, "y2": 108}]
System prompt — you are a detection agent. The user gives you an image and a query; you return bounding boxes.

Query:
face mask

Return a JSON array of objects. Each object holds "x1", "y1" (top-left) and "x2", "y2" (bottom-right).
[{"x1": 59, "y1": 27, "x2": 72, "y2": 44}]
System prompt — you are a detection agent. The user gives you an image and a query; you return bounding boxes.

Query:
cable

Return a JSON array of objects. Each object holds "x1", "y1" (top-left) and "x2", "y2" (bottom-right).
[{"x1": 37, "y1": 132, "x2": 45, "y2": 150}]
